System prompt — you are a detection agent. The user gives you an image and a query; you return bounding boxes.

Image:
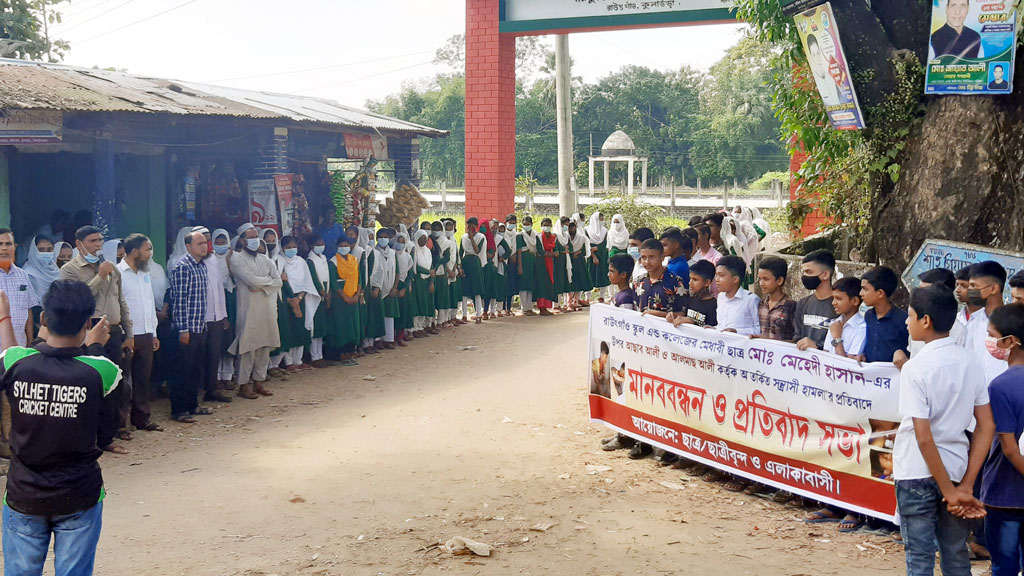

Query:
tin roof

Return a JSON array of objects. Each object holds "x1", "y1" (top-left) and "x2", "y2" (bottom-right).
[{"x1": 0, "y1": 58, "x2": 447, "y2": 138}]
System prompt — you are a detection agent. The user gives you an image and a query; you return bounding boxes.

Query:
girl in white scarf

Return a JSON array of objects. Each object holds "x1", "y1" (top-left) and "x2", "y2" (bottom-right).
[
  {"x1": 101, "y1": 239, "x2": 123, "y2": 265},
  {"x1": 167, "y1": 226, "x2": 192, "y2": 272},
  {"x1": 552, "y1": 217, "x2": 573, "y2": 308},
  {"x1": 212, "y1": 229, "x2": 237, "y2": 384},
  {"x1": 272, "y1": 235, "x2": 320, "y2": 371},
  {"x1": 566, "y1": 221, "x2": 590, "y2": 311},
  {"x1": 607, "y1": 214, "x2": 630, "y2": 256},
  {"x1": 412, "y1": 229, "x2": 434, "y2": 334},
  {"x1": 24, "y1": 236, "x2": 61, "y2": 301},
  {"x1": 307, "y1": 234, "x2": 331, "y2": 365}
]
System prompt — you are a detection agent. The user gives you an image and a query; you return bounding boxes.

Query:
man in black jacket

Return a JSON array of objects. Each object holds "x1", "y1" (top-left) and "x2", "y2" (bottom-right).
[{"x1": 0, "y1": 279, "x2": 120, "y2": 575}]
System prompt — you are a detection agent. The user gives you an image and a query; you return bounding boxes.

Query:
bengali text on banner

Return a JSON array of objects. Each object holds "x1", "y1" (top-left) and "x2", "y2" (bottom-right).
[{"x1": 587, "y1": 304, "x2": 900, "y2": 521}]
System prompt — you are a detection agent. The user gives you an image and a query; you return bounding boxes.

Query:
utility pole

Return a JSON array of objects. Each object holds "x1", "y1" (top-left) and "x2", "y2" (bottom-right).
[{"x1": 555, "y1": 34, "x2": 577, "y2": 216}]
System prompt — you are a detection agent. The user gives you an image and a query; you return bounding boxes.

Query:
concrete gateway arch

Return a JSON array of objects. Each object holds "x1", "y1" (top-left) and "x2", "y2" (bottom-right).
[{"x1": 463, "y1": 0, "x2": 737, "y2": 219}]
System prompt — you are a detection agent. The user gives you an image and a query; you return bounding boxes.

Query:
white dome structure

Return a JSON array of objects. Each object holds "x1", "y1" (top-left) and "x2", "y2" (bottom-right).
[{"x1": 589, "y1": 130, "x2": 648, "y2": 196}]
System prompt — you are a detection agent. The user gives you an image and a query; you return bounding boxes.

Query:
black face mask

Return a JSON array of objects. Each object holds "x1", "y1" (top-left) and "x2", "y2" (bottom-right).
[
  {"x1": 801, "y1": 274, "x2": 822, "y2": 291},
  {"x1": 967, "y1": 288, "x2": 987, "y2": 307}
]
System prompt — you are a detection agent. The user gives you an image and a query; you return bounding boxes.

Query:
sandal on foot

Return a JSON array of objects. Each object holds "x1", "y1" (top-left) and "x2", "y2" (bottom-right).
[
  {"x1": 140, "y1": 422, "x2": 164, "y2": 432},
  {"x1": 838, "y1": 515, "x2": 864, "y2": 533},
  {"x1": 804, "y1": 509, "x2": 841, "y2": 524},
  {"x1": 190, "y1": 407, "x2": 214, "y2": 416},
  {"x1": 102, "y1": 444, "x2": 129, "y2": 454},
  {"x1": 724, "y1": 479, "x2": 748, "y2": 492},
  {"x1": 115, "y1": 430, "x2": 133, "y2": 441}
]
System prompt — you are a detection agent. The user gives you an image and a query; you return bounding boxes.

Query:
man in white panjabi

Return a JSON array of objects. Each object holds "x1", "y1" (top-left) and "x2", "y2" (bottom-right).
[{"x1": 228, "y1": 223, "x2": 282, "y2": 399}]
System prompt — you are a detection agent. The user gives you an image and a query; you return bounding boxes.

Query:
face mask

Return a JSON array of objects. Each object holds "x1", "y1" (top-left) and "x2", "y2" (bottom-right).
[
  {"x1": 246, "y1": 238, "x2": 261, "y2": 251},
  {"x1": 313, "y1": 245, "x2": 325, "y2": 255},
  {"x1": 523, "y1": 225, "x2": 532, "y2": 233},
  {"x1": 542, "y1": 226, "x2": 552, "y2": 233},
  {"x1": 397, "y1": 243, "x2": 406, "y2": 251},
  {"x1": 986, "y1": 336, "x2": 1014, "y2": 361},
  {"x1": 213, "y1": 245, "x2": 230, "y2": 255},
  {"x1": 338, "y1": 247, "x2": 351, "y2": 256},
  {"x1": 377, "y1": 239, "x2": 390, "y2": 249},
  {"x1": 967, "y1": 288, "x2": 987, "y2": 307},
  {"x1": 284, "y1": 248, "x2": 299, "y2": 259},
  {"x1": 389, "y1": 239, "x2": 399, "y2": 250},
  {"x1": 801, "y1": 274, "x2": 822, "y2": 291},
  {"x1": 431, "y1": 231, "x2": 441, "y2": 239},
  {"x1": 627, "y1": 246, "x2": 641, "y2": 260},
  {"x1": 446, "y1": 230, "x2": 455, "y2": 239},
  {"x1": 266, "y1": 243, "x2": 277, "y2": 253},
  {"x1": 38, "y1": 252, "x2": 55, "y2": 264},
  {"x1": 84, "y1": 252, "x2": 100, "y2": 264},
  {"x1": 347, "y1": 235, "x2": 359, "y2": 244}
]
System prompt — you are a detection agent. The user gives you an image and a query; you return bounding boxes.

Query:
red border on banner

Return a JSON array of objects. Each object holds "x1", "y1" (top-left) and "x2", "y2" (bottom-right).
[{"x1": 590, "y1": 395, "x2": 896, "y2": 522}]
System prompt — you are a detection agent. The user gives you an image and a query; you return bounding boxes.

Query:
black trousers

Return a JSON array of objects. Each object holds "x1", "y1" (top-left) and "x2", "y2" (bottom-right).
[
  {"x1": 170, "y1": 330, "x2": 207, "y2": 416},
  {"x1": 203, "y1": 320, "x2": 226, "y2": 394},
  {"x1": 129, "y1": 333, "x2": 155, "y2": 428},
  {"x1": 97, "y1": 327, "x2": 126, "y2": 448}
]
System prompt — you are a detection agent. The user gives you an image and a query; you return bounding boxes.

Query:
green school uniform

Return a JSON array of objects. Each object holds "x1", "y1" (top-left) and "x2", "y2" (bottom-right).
[
  {"x1": 326, "y1": 260, "x2": 360, "y2": 349},
  {"x1": 553, "y1": 240, "x2": 569, "y2": 297},
  {"x1": 460, "y1": 235, "x2": 485, "y2": 298},
  {"x1": 365, "y1": 250, "x2": 385, "y2": 340},
  {"x1": 274, "y1": 280, "x2": 312, "y2": 355},
  {"x1": 434, "y1": 243, "x2": 451, "y2": 312},
  {"x1": 517, "y1": 233, "x2": 541, "y2": 294},
  {"x1": 534, "y1": 233, "x2": 557, "y2": 302},
  {"x1": 567, "y1": 237, "x2": 594, "y2": 292},
  {"x1": 591, "y1": 238, "x2": 610, "y2": 289},
  {"x1": 307, "y1": 260, "x2": 328, "y2": 340}
]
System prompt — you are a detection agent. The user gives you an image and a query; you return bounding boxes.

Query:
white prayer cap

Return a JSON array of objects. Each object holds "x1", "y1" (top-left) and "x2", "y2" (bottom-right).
[{"x1": 237, "y1": 222, "x2": 256, "y2": 235}]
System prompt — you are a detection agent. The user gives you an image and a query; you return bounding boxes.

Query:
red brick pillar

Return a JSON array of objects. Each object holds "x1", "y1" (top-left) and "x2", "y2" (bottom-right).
[
  {"x1": 788, "y1": 145, "x2": 825, "y2": 238},
  {"x1": 465, "y1": 0, "x2": 516, "y2": 221}
]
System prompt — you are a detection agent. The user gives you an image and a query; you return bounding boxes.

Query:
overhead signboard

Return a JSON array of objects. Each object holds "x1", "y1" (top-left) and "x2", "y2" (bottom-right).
[
  {"x1": 342, "y1": 133, "x2": 388, "y2": 160},
  {"x1": 0, "y1": 110, "x2": 62, "y2": 144},
  {"x1": 499, "y1": 0, "x2": 736, "y2": 34},
  {"x1": 794, "y1": 2, "x2": 866, "y2": 130},
  {"x1": 902, "y1": 238, "x2": 1023, "y2": 301}
]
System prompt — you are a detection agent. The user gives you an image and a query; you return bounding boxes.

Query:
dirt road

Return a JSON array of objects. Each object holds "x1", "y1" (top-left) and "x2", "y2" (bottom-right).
[{"x1": 5, "y1": 312, "x2": 911, "y2": 575}]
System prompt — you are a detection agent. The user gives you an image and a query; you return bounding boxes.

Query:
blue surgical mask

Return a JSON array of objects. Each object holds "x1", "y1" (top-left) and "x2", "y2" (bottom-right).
[
  {"x1": 446, "y1": 230, "x2": 454, "y2": 239},
  {"x1": 38, "y1": 252, "x2": 55, "y2": 264},
  {"x1": 338, "y1": 247, "x2": 351, "y2": 256},
  {"x1": 213, "y1": 245, "x2": 230, "y2": 255},
  {"x1": 377, "y1": 238, "x2": 390, "y2": 249},
  {"x1": 523, "y1": 225, "x2": 532, "y2": 233},
  {"x1": 431, "y1": 231, "x2": 441, "y2": 239},
  {"x1": 284, "y1": 248, "x2": 299, "y2": 259},
  {"x1": 627, "y1": 246, "x2": 641, "y2": 260},
  {"x1": 84, "y1": 252, "x2": 100, "y2": 264},
  {"x1": 542, "y1": 226, "x2": 552, "y2": 233},
  {"x1": 397, "y1": 242, "x2": 406, "y2": 251},
  {"x1": 313, "y1": 245, "x2": 325, "y2": 255},
  {"x1": 246, "y1": 238, "x2": 261, "y2": 251}
]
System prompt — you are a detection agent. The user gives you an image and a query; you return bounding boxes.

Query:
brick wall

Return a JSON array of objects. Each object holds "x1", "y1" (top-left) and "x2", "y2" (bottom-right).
[
  {"x1": 788, "y1": 145, "x2": 825, "y2": 238},
  {"x1": 465, "y1": 0, "x2": 516, "y2": 221},
  {"x1": 255, "y1": 127, "x2": 288, "y2": 177}
]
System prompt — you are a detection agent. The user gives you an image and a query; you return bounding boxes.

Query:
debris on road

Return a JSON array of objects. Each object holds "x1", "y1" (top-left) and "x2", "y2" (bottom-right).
[{"x1": 444, "y1": 536, "x2": 492, "y2": 556}]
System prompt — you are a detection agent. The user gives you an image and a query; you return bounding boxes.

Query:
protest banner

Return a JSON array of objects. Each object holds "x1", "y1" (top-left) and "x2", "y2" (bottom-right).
[
  {"x1": 794, "y1": 2, "x2": 866, "y2": 130},
  {"x1": 925, "y1": 0, "x2": 1017, "y2": 94},
  {"x1": 588, "y1": 304, "x2": 899, "y2": 521}
]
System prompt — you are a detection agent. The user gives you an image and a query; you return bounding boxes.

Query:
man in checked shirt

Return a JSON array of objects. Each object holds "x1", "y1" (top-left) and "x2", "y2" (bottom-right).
[
  {"x1": 169, "y1": 229, "x2": 213, "y2": 423},
  {"x1": 0, "y1": 229, "x2": 40, "y2": 464}
]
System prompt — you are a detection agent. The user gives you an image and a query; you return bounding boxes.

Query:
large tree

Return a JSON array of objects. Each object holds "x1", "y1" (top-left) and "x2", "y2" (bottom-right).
[
  {"x1": 0, "y1": 0, "x2": 67, "y2": 61},
  {"x1": 738, "y1": 0, "x2": 1024, "y2": 269}
]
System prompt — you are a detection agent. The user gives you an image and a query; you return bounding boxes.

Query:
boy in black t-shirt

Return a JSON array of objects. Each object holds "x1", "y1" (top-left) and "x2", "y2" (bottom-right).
[
  {"x1": 0, "y1": 280, "x2": 121, "y2": 575},
  {"x1": 669, "y1": 259, "x2": 718, "y2": 328}
]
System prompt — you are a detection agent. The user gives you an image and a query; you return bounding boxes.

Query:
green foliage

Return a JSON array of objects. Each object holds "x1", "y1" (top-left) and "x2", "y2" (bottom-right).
[
  {"x1": 0, "y1": 0, "x2": 67, "y2": 61},
  {"x1": 583, "y1": 192, "x2": 665, "y2": 234},
  {"x1": 749, "y1": 171, "x2": 789, "y2": 190},
  {"x1": 735, "y1": 0, "x2": 924, "y2": 249}
]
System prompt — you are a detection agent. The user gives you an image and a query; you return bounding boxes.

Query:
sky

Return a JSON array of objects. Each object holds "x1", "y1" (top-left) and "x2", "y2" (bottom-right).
[{"x1": 51, "y1": 0, "x2": 748, "y2": 108}]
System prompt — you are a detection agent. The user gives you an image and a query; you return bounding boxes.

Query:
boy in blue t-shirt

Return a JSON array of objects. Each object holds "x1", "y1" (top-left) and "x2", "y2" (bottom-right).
[
  {"x1": 981, "y1": 303, "x2": 1024, "y2": 576},
  {"x1": 607, "y1": 253, "x2": 636, "y2": 310},
  {"x1": 860, "y1": 266, "x2": 909, "y2": 363}
]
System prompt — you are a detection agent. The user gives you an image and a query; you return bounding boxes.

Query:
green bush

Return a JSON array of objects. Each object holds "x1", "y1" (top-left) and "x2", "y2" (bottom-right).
[
  {"x1": 584, "y1": 192, "x2": 666, "y2": 234},
  {"x1": 749, "y1": 171, "x2": 790, "y2": 190}
]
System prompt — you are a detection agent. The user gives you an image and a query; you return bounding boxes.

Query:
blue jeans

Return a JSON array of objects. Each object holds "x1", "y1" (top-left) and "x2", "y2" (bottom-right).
[
  {"x1": 985, "y1": 506, "x2": 1024, "y2": 576},
  {"x1": 895, "y1": 478, "x2": 971, "y2": 576},
  {"x1": 2, "y1": 501, "x2": 103, "y2": 576}
]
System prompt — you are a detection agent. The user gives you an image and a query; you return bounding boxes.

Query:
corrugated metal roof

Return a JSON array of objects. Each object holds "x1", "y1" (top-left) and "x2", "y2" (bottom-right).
[{"x1": 0, "y1": 59, "x2": 447, "y2": 137}]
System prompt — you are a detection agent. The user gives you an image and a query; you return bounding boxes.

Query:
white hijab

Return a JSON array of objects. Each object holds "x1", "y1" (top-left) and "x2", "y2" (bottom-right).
[
  {"x1": 102, "y1": 239, "x2": 121, "y2": 265},
  {"x1": 519, "y1": 224, "x2": 539, "y2": 255},
  {"x1": 721, "y1": 216, "x2": 751, "y2": 264},
  {"x1": 553, "y1": 219, "x2": 574, "y2": 282},
  {"x1": 586, "y1": 212, "x2": 608, "y2": 244},
  {"x1": 262, "y1": 229, "x2": 280, "y2": 260},
  {"x1": 167, "y1": 226, "x2": 192, "y2": 272},
  {"x1": 212, "y1": 229, "x2": 235, "y2": 292},
  {"x1": 413, "y1": 230, "x2": 433, "y2": 277},
  {"x1": 276, "y1": 245, "x2": 321, "y2": 332},
  {"x1": 23, "y1": 236, "x2": 61, "y2": 300},
  {"x1": 607, "y1": 214, "x2": 629, "y2": 250},
  {"x1": 395, "y1": 232, "x2": 414, "y2": 282},
  {"x1": 150, "y1": 259, "x2": 169, "y2": 309}
]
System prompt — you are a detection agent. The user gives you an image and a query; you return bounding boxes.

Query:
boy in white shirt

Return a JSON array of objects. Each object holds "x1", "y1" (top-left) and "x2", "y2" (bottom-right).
[
  {"x1": 824, "y1": 277, "x2": 866, "y2": 357},
  {"x1": 714, "y1": 255, "x2": 760, "y2": 335},
  {"x1": 894, "y1": 286, "x2": 994, "y2": 576}
]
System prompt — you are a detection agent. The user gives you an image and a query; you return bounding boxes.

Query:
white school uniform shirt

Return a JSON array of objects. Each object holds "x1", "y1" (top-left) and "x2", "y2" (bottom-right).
[
  {"x1": 963, "y1": 307, "x2": 1008, "y2": 384},
  {"x1": 716, "y1": 288, "x2": 761, "y2": 336},
  {"x1": 823, "y1": 312, "x2": 866, "y2": 356},
  {"x1": 893, "y1": 337, "x2": 989, "y2": 482},
  {"x1": 117, "y1": 260, "x2": 158, "y2": 337},
  {"x1": 951, "y1": 307, "x2": 969, "y2": 347},
  {"x1": 203, "y1": 256, "x2": 228, "y2": 322}
]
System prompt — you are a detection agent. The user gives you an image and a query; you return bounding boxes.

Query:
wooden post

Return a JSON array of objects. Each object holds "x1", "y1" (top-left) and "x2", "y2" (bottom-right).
[
  {"x1": 670, "y1": 176, "x2": 676, "y2": 218},
  {"x1": 697, "y1": 177, "x2": 702, "y2": 198}
]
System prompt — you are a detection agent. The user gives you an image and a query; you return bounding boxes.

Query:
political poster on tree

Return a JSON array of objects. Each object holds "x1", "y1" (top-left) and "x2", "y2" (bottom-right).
[
  {"x1": 925, "y1": 0, "x2": 1017, "y2": 94},
  {"x1": 794, "y1": 2, "x2": 866, "y2": 130}
]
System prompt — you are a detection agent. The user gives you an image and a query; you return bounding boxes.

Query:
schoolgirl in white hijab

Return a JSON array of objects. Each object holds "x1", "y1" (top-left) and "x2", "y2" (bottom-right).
[
  {"x1": 273, "y1": 236, "x2": 320, "y2": 372},
  {"x1": 101, "y1": 239, "x2": 123, "y2": 265},
  {"x1": 23, "y1": 235, "x2": 61, "y2": 301},
  {"x1": 211, "y1": 229, "x2": 235, "y2": 293},
  {"x1": 167, "y1": 226, "x2": 192, "y2": 272},
  {"x1": 306, "y1": 233, "x2": 331, "y2": 364},
  {"x1": 607, "y1": 214, "x2": 630, "y2": 256},
  {"x1": 412, "y1": 229, "x2": 434, "y2": 333}
]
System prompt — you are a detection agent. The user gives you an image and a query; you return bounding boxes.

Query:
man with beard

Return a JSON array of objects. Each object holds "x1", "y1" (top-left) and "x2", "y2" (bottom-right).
[
  {"x1": 117, "y1": 234, "x2": 163, "y2": 432},
  {"x1": 228, "y1": 223, "x2": 282, "y2": 399}
]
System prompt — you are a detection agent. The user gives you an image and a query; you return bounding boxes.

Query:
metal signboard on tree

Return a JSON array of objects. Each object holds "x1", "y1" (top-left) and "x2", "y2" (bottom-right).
[{"x1": 793, "y1": 2, "x2": 867, "y2": 130}]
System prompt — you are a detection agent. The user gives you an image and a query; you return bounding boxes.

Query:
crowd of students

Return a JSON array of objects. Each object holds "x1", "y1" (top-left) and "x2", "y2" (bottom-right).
[
  {"x1": 3, "y1": 203, "x2": 1024, "y2": 575},
  {"x1": 596, "y1": 210, "x2": 1024, "y2": 575}
]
